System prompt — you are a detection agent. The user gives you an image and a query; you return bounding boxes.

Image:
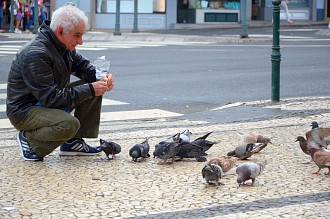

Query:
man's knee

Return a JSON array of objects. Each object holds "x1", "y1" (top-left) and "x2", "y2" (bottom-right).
[{"x1": 60, "y1": 116, "x2": 80, "y2": 139}]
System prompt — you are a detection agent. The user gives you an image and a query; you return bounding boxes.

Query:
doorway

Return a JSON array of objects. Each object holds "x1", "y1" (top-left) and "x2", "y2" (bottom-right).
[{"x1": 327, "y1": 0, "x2": 330, "y2": 20}]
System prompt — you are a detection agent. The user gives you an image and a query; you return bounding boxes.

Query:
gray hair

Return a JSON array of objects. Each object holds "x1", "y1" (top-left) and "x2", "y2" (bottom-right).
[{"x1": 50, "y1": 4, "x2": 89, "y2": 33}]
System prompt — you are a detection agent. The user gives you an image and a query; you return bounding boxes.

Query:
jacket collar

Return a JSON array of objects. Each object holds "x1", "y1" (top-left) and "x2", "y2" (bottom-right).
[{"x1": 38, "y1": 20, "x2": 68, "y2": 56}]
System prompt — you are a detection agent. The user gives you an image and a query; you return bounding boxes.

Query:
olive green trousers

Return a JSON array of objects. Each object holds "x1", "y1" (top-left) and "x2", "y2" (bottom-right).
[{"x1": 13, "y1": 81, "x2": 102, "y2": 157}]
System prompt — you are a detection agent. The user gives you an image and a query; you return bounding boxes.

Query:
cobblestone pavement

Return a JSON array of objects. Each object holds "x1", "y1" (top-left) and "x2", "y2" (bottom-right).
[{"x1": 1, "y1": 96, "x2": 330, "y2": 218}]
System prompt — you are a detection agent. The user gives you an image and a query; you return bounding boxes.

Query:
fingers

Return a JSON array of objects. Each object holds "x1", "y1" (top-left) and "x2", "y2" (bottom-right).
[{"x1": 105, "y1": 73, "x2": 114, "y2": 91}]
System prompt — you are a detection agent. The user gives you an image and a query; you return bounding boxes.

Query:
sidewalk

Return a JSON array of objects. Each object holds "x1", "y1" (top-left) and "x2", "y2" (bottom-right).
[
  {"x1": 0, "y1": 20, "x2": 330, "y2": 218},
  {"x1": 0, "y1": 96, "x2": 330, "y2": 218},
  {"x1": 1, "y1": 20, "x2": 328, "y2": 43}
]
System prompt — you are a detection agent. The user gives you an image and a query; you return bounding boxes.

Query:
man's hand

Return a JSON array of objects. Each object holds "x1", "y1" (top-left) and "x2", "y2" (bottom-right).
[
  {"x1": 103, "y1": 73, "x2": 114, "y2": 91},
  {"x1": 92, "y1": 73, "x2": 114, "y2": 96}
]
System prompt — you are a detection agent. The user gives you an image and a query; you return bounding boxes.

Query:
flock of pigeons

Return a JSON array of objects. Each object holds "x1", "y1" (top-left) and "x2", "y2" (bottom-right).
[{"x1": 96, "y1": 121, "x2": 330, "y2": 187}]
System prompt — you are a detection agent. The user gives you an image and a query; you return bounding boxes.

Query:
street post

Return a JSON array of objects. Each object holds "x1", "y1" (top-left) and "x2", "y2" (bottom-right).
[
  {"x1": 271, "y1": 0, "x2": 281, "y2": 102},
  {"x1": 132, "y1": 0, "x2": 139, "y2": 33},
  {"x1": 114, "y1": 0, "x2": 122, "y2": 35}
]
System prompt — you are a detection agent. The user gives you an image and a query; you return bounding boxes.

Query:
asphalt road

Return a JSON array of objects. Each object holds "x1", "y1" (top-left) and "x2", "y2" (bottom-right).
[{"x1": 0, "y1": 26, "x2": 329, "y2": 124}]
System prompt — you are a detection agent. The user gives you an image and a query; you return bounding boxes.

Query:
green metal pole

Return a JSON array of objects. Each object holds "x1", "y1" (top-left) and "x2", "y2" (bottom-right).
[
  {"x1": 113, "y1": 0, "x2": 122, "y2": 35},
  {"x1": 240, "y1": 0, "x2": 248, "y2": 38},
  {"x1": 33, "y1": 0, "x2": 39, "y2": 34},
  {"x1": 9, "y1": 0, "x2": 14, "y2": 33},
  {"x1": 132, "y1": 0, "x2": 139, "y2": 33},
  {"x1": 271, "y1": 0, "x2": 281, "y2": 102}
]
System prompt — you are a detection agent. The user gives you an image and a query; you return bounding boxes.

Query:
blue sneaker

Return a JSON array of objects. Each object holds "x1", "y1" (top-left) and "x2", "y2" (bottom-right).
[
  {"x1": 59, "y1": 138, "x2": 102, "y2": 156},
  {"x1": 17, "y1": 131, "x2": 43, "y2": 161}
]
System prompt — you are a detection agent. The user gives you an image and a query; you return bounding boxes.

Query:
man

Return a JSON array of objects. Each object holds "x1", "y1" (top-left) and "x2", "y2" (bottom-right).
[{"x1": 6, "y1": 3, "x2": 114, "y2": 161}]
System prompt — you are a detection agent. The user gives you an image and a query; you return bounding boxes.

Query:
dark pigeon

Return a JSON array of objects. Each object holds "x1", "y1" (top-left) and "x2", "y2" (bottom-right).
[
  {"x1": 311, "y1": 121, "x2": 319, "y2": 129},
  {"x1": 202, "y1": 163, "x2": 224, "y2": 186},
  {"x1": 308, "y1": 147, "x2": 330, "y2": 175},
  {"x1": 98, "y1": 138, "x2": 122, "y2": 160},
  {"x1": 175, "y1": 142, "x2": 208, "y2": 162},
  {"x1": 129, "y1": 139, "x2": 150, "y2": 162},
  {"x1": 191, "y1": 132, "x2": 216, "y2": 153},
  {"x1": 154, "y1": 133, "x2": 183, "y2": 164},
  {"x1": 236, "y1": 161, "x2": 267, "y2": 186}
]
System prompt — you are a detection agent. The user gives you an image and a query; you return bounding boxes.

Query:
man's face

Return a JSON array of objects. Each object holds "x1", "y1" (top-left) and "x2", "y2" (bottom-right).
[{"x1": 56, "y1": 23, "x2": 85, "y2": 51}]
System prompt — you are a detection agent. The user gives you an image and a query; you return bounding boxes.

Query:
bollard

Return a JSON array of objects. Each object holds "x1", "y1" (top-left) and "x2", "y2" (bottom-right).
[
  {"x1": 113, "y1": 0, "x2": 122, "y2": 36},
  {"x1": 271, "y1": 0, "x2": 281, "y2": 102},
  {"x1": 240, "y1": 0, "x2": 248, "y2": 38},
  {"x1": 132, "y1": 0, "x2": 139, "y2": 33}
]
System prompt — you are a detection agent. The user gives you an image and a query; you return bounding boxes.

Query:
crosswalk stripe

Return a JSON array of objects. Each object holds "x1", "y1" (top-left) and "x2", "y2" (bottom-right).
[
  {"x1": 0, "y1": 41, "x2": 214, "y2": 57},
  {"x1": 100, "y1": 109, "x2": 183, "y2": 121},
  {"x1": 0, "y1": 84, "x2": 7, "y2": 89},
  {"x1": 0, "y1": 40, "x2": 28, "y2": 44},
  {"x1": 0, "y1": 45, "x2": 22, "y2": 48},
  {"x1": 0, "y1": 51, "x2": 18, "y2": 54},
  {"x1": 0, "y1": 109, "x2": 183, "y2": 129},
  {"x1": 0, "y1": 98, "x2": 128, "y2": 112},
  {"x1": 76, "y1": 47, "x2": 109, "y2": 51}
]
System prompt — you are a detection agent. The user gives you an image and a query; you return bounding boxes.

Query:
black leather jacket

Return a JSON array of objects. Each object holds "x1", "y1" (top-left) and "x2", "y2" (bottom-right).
[{"x1": 6, "y1": 20, "x2": 97, "y2": 126}]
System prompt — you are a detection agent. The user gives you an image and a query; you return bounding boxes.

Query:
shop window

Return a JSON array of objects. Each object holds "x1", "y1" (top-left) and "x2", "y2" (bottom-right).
[{"x1": 96, "y1": 0, "x2": 166, "y2": 14}]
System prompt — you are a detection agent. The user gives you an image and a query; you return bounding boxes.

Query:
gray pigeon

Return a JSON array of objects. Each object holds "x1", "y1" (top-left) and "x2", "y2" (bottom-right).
[
  {"x1": 227, "y1": 143, "x2": 263, "y2": 160},
  {"x1": 305, "y1": 122, "x2": 330, "y2": 150},
  {"x1": 236, "y1": 161, "x2": 267, "y2": 186},
  {"x1": 202, "y1": 163, "x2": 224, "y2": 186},
  {"x1": 296, "y1": 121, "x2": 330, "y2": 164},
  {"x1": 98, "y1": 138, "x2": 121, "y2": 160},
  {"x1": 129, "y1": 139, "x2": 150, "y2": 162},
  {"x1": 252, "y1": 138, "x2": 272, "y2": 154}
]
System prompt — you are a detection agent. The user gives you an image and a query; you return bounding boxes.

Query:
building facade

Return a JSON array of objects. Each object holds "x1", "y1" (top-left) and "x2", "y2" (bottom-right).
[{"x1": 47, "y1": 0, "x2": 330, "y2": 30}]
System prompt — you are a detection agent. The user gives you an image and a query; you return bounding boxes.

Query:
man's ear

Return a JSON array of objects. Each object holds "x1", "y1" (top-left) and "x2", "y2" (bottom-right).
[{"x1": 55, "y1": 26, "x2": 64, "y2": 37}]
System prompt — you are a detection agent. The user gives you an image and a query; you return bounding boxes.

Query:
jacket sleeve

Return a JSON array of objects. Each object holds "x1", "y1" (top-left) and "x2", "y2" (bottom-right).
[
  {"x1": 23, "y1": 46, "x2": 94, "y2": 110},
  {"x1": 70, "y1": 50, "x2": 97, "y2": 83}
]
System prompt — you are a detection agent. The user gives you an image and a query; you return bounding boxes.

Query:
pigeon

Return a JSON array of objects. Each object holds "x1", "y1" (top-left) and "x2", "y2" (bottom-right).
[
  {"x1": 311, "y1": 121, "x2": 319, "y2": 129},
  {"x1": 308, "y1": 147, "x2": 330, "y2": 175},
  {"x1": 98, "y1": 138, "x2": 122, "y2": 160},
  {"x1": 154, "y1": 133, "x2": 183, "y2": 164},
  {"x1": 202, "y1": 163, "x2": 224, "y2": 186},
  {"x1": 252, "y1": 138, "x2": 272, "y2": 154},
  {"x1": 191, "y1": 132, "x2": 216, "y2": 153},
  {"x1": 129, "y1": 139, "x2": 150, "y2": 162},
  {"x1": 175, "y1": 141, "x2": 207, "y2": 162},
  {"x1": 208, "y1": 156, "x2": 236, "y2": 173},
  {"x1": 295, "y1": 122, "x2": 330, "y2": 161},
  {"x1": 227, "y1": 143, "x2": 263, "y2": 160},
  {"x1": 236, "y1": 161, "x2": 267, "y2": 186},
  {"x1": 237, "y1": 132, "x2": 270, "y2": 145},
  {"x1": 168, "y1": 129, "x2": 192, "y2": 143}
]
